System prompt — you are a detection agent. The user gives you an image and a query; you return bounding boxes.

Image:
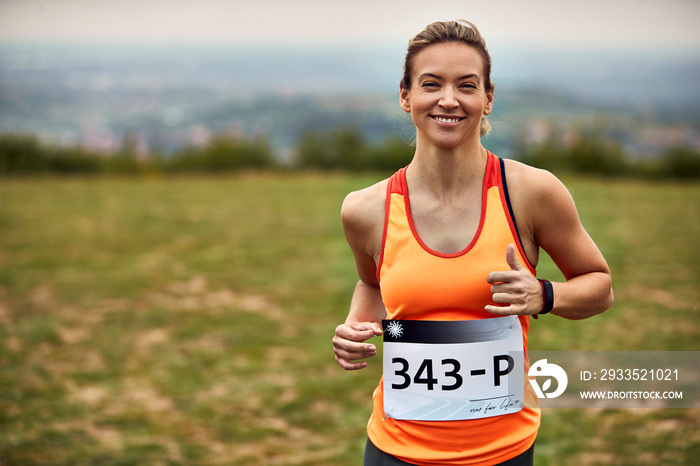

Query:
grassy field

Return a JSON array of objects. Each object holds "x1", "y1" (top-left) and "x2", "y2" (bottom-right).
[{"x1": 1, "y1": 172, "x2": 699, "y2": 465}]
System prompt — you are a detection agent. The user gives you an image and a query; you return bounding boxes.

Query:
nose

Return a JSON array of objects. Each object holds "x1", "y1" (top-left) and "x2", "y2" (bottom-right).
[{"x1": 439, "y1": 87, "x2": 458, "y2": 110}]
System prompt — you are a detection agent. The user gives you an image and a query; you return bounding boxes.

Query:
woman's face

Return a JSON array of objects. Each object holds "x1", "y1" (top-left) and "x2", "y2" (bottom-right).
[{"x1": 400, "y1": 42, "x2": 494, "y2": 150}]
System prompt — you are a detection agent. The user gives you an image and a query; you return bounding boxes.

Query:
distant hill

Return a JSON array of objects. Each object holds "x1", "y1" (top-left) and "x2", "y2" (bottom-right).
[{"x1": 1, "y1": 43, "x2": 698, "y2": 158}]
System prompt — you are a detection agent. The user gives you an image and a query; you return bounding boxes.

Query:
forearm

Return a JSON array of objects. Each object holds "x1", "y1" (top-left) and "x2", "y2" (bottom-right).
[
  {"x1": 346, "y1": 280, "x2": 386, "y2": 324},
  {"x1": 334, "y1": 280, "x2": 385, "y2": 370},
  {"x1": 549, "y1": 271, "x2": 613, "y2": 320}
]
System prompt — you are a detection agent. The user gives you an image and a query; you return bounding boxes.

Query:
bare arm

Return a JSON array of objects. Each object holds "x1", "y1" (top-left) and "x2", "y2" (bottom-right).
[
  {"x1": 532, "y1": 169, "x2": 613, "y2": 319},
  {"x1": 333, "y1": 280, "x2": 385, "y2": 370},
  {"x1": 487, "y1": 162, "x2": 613, "y2": 320},
  {"x1": 332, "y1": 182, "x2": 387, "y2": 370}
]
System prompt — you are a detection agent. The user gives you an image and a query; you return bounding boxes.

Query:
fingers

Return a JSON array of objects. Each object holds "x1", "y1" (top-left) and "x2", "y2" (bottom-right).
[
  {"x1": 505, "y1": 243, "x2": 524, "y2": 271},
  {"x1": 332, "y1": 340, "x2": 377, "y2": 370},
  {"x1": 486, "y1": 298, "x2": 527, "y2": 315},
  {"x1": 485, "y1": 304, "x2": 517, "y2": 315},
  {"x1": 334, "y1": 353, "x2": 373, "y2": 370},
  {"x1": 485, "y1": 244, "x2": 537, "y2": 316},
  {"x1": 332, "y1": 322, "x2": 382, "y2": 371},
  {"x1": 487, "y1": 245, "x2": 524, "y2": 284},
  {"x1": 359, "y1": 322, "x2": 385, "y2": 339},
  {"x1": 486, "y1": 270, "x2": 518, "y2": 284},
  {"x1": 335, "y1": 322, "x2": 382, "y2": 341},
  {"x1": 490, "y1": 281, "x2": 526, "y2": 297},
  {"x1": 486, "y1": 279, "x2": 535, "y2": 315}
]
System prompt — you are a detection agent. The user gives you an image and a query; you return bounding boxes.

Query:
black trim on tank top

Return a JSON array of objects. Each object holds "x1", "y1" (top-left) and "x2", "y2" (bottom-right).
[{"x1": 498, "y1": 157, "x2": 525, "y2": 251}]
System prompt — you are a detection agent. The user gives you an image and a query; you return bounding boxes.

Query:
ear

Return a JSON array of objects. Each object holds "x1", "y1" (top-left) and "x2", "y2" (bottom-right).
[
  {"x1": 483, "y1": 88, "x2": 494, "y2": 116},
  {"x1": 399, "y1": 86, "x2": 411, "y2": 113}
]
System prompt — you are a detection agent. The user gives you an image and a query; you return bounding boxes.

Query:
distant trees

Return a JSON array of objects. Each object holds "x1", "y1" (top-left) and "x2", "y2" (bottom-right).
[
  {"x1": 515, "y1": 128, "x2": 700, "y2": 179},
  {"x1": 0, "y1": 128, "x2": 415, "y2": 176},
  {"x1": 0, "y1": 134, "x2": 104, "y2": 174},
  {"x1": 659, "y1": 145, "x2": 700, "y2": 179},
  {"x1": 295, "y1": 127, "x2": 414, "y2": 172},
  {"x1": 516, "y1": 130, "x2": 629, "y2": 176},
  {"x1": 0, "y1": 132, "x2": 278, "y2": 176},
  {"x1": 165, "y1": 134, "x2": 275, "y2": 173},
  {"x1": 1, "y1": 126, "x2": 699, "y2": 179},
  {"x1": 0, "y1": 134, "x2": 46, "y2": 173}
]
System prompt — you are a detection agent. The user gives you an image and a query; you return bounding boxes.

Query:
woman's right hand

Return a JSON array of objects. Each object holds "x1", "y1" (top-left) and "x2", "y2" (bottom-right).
[{"x1": 332, "y1": 322, "x2": 383, "y2": 370}]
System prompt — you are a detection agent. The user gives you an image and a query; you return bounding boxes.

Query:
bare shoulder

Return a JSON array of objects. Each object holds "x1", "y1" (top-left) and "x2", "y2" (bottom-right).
[
  {"x1": 501, "y1": 158, "x2": 583, "y2": 257},
  {"x1": 501, "y1": 158, "x2": 579, "y2": 226},
  {"x1": 502, "y1": 158, "x2": 570, "y2": 200},
  {"x1": 341, "y1": 178, "x2": 389, "y2": 259},
  {"x1": 341, "y1": 179, "x2": 388, "y2": 230}
]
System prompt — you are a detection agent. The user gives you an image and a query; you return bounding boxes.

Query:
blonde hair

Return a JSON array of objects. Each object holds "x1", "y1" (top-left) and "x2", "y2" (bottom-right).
[{"x1": 401, "y1": 20, "x2": 494, "y2": 136}]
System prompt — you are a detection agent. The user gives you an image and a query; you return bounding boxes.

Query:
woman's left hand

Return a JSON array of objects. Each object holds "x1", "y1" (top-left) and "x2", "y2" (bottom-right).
[{"x1": 485, "y1": 244, "x2": 543, "y2": 316}]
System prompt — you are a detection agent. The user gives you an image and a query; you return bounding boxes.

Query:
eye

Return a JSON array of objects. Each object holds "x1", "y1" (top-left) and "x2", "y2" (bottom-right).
[
  {"x1": 421, "y1": 81, "x2": 439, "y2": 88},
  {"x1": 460, "y1": 82, "x2": 477, "y2": 89}
]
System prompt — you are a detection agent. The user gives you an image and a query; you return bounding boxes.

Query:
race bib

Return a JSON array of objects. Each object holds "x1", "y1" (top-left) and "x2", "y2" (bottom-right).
[{"x1": 382, "y1": 316, "x2": 524, "y2": 421}]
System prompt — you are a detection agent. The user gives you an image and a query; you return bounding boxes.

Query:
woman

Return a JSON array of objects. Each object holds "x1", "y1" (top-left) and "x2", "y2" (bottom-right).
[{"x1": 332, "y1": 20, "x2": 613, "y2": 466}]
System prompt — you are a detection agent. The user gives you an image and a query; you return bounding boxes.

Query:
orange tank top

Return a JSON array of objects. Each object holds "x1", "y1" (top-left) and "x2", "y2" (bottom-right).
[{"x1": 369, "y1": 151, "x2": 541, "y2": 465}]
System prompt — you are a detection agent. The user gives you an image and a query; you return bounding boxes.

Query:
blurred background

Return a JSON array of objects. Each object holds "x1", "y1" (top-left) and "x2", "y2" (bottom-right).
[
  {"x1": 1, "y1": 1, "x2": 699, "y2": 465},
  {"x1": 1, "y1": 0, "x2": 699, "y2": 174}
]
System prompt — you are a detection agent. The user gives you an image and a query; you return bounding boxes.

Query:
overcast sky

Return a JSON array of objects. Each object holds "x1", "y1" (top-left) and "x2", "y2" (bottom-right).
[{"x1": 1, "y1": 0, "x2": 699, "y2": 51}]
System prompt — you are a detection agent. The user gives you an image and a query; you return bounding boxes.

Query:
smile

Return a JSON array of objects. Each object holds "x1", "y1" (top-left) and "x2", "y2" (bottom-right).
[{"x1": 431, "y1": 116, "x2": 465, "y2": 124}]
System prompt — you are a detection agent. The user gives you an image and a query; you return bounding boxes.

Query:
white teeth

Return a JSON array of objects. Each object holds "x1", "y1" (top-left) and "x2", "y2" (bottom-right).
[{"x1": 434, "y1": 116, "x2": 461, "y2": 123}]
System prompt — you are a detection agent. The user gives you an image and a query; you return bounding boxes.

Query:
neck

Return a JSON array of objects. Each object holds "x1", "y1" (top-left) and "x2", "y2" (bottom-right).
[{"x1": 407, "y1": 141, "x2": 488, "y2": 201}]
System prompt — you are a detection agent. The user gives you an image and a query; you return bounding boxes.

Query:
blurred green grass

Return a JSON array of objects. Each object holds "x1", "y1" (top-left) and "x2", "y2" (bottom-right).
[{"x1": 0, "y1": 173, "x2": 698, "y2": 465}]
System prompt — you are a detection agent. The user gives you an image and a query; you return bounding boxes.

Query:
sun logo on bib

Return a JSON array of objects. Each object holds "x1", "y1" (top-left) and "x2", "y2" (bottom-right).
[{"x1": 386, "y1": 321, "x2": 404, "y2": 339}]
